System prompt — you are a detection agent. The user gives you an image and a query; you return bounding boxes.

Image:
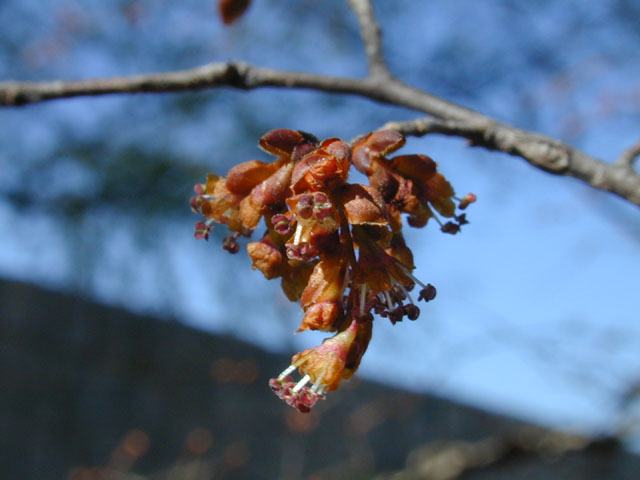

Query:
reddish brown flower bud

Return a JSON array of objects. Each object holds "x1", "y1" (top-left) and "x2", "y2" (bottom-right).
[{"x1": 259, "y1": 129, "x2": 316, "y2": 157}]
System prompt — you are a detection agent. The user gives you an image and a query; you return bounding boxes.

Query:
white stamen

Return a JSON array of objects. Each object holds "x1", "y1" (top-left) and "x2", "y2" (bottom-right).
[
  {"x1": 292, "y1": 374, "x2": 311, "y2": 393},
  {"x1": 397, "y1": 282, "x2": 414, "y2": 305},
  {"x1": 384, "y1": 290, "x2": 394, "y2": 310},
  {"x1": 277, "y1": 365, "x2": 296, "y2": 381},
  {"x1": 398, "y1": 264, "x2": 426, "y2": 288},
  {"x1": 310, "y1": 364, "x2": 329, "y2": 394},
  {"x1": 339, "y1": 267, "x2": 350, "y2": 298},
  {"x1": 293, "y1": 223, "x2": 303, "y2": 245},
  {"x1": 360, "y1": 284, "x2": 368, "y2": 315}
]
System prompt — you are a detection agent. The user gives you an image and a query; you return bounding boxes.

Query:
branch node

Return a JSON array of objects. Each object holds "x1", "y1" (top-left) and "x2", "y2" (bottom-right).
[{"x1": 616, "y1": 140, "x2": 640, "y2": 169}]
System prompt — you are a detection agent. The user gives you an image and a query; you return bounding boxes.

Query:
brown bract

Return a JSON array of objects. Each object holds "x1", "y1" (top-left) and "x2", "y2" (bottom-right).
[
  {"x1": 298, "y1": 257, "x2": 345, "y2": 332},
  {"x1": 292, "y1": 320, "x2": 359, "y2": 392},
  {"x1": 339, "y1": 183, "x2": 388, "y2": 227}
]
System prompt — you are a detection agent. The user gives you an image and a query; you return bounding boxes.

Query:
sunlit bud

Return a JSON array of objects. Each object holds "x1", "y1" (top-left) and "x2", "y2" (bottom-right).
[{"x1": 259, "y1": 129, "x2": 316, "y2": 157}]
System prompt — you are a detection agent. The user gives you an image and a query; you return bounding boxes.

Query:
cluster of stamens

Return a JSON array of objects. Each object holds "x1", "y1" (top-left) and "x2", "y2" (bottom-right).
[{"x1": 190, "y1": 129, "x2": 475, "y2": 412}]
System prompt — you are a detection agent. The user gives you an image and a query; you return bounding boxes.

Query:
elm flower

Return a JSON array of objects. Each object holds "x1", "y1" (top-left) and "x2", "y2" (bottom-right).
[{"x1": 191, "y1": 129, "x2": 475, "y2": 412}]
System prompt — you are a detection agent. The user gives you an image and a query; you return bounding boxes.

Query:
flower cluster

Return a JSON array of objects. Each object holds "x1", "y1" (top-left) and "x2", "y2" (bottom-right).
[{"x1": 190, "y1": 129, "x2": 475, "y2": 412}]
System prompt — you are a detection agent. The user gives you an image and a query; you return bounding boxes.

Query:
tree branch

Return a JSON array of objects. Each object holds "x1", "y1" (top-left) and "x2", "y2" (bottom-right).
[
  {"x1": 1, "y1": 61, "x2": 640, "y2": 207},
  {"x1": 348, "y1": 0, "x2": 390, "y2": 79},
  {"x1": 382, "y1": 116, "x2": 640, "y2": 207}
]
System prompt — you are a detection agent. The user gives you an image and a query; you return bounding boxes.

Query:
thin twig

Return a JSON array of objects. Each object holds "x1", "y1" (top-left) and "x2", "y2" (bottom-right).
[
  {"x1": 372, "y1": 428, "x2": 619, "y2": 480},
  {"x1": 1, "y1": 62, "x2": 640, "y2": 207},
  {"x1": 348, "y1": 0, "x2": 391, "y2": 79},
  {"x1": 616, "y1": 140, "x2": 640, "y2": 168}
]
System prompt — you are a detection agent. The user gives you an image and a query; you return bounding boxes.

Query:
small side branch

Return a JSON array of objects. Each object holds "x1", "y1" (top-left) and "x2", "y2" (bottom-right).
[
  {"x1": 617, "y1": 140, "x2": 640, "y2": 168},
  {"x1": 373, "y1": 428, "x2": 620, "y2": 480},
  {"x1": 348, "y1": 0, "x2": 391, "y2": 79}
]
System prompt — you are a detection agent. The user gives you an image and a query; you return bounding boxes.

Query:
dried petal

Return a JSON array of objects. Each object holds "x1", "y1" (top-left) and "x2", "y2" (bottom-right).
[
  {"x1": 300, "y1": 257, "x2": 344, "y2": 308},
  {"x1": 297, "y1": 302, "x2": 340, "y2": 332},
  {"x1": 239, "y1": 162, "x2": 294, "y2": 230},
  {"x1": 390, "y1": 154, "x2": 437, "y2": 184},
  {"x1": 247, "y1": 232, "x2": 285, "y2": 279},
  {"x1": 226, "y1": 159, "x2": 281, "y2": 195},
  {"x1": 424, "y1": 173, "x2": 456, "y2": 217},
  {"x1": 339, "y1": 183, "x2": 388, "y2": 226},
  {"x1": 281, "y1": 261, "x2": 316, "y2": 302}
]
